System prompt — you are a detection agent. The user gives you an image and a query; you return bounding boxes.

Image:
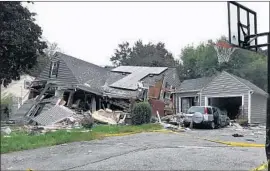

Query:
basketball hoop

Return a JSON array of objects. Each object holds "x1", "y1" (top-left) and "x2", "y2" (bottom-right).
[{"x1": 214, "y1": 41, "x2": 237, "y2": 64}]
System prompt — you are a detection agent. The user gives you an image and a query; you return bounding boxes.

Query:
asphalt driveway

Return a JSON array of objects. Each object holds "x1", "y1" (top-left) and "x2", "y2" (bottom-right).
[{"x1": 1, "y1": 130, "x2": 266, "y2": 170}]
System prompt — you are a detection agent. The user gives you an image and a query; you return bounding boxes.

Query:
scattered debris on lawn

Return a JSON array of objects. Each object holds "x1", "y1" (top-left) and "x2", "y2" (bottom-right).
[
  {"x1": 161, "y1": 113, "x2": 184, "y2": 126},
  {"x1": 1, "y1": 126, "x2": 12, "y2": 135},
  {"x1": 155, "y1": 111, "x2": 186, "y2": 132},
  {"x1": 185, "y1": 127, "x2": 191, "y2": 131},
  {"x1": 230, "y1": 122, "x2": 243, "y2": 129}
]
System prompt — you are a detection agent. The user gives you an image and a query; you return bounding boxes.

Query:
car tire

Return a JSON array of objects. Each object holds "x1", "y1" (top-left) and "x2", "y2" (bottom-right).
[
  {"x1": 184, "y1": 122, "x2": 190, "y2": 127},
  {"x1": 209, "y1": 121, "x2": 215, "y2": 129}
]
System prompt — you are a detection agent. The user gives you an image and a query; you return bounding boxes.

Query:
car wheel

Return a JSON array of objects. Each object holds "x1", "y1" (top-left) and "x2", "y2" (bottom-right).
[
  {"x1": 184, "y1": 122, "x2": 190, "y2": 127},
  {"x1": 209, "y1": 121, "x2": 215, "y2": 129},
  {"x1": 226, "y1": 118, "x2": 230, "y2": 126}
]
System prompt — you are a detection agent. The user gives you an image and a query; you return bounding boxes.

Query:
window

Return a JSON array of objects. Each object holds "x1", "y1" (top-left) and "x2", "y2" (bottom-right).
[
  {"x1": 187, "y1": 106, "x2": 204, "y2": 114},
  {"x1": 24, "y1": 80, "x2": 31, "y2": 89},
  {"x1": 49, "y1": 61, "x2": 59, "y2": 78}
]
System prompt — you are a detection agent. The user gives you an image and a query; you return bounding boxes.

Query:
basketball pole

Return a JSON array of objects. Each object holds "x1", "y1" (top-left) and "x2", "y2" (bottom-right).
[
  {"x1": 265, "y1": 2, "x2": 270, "y2": 164},
  {"x1": 267, "y1": 30, "x2": 270, "y2": 165}
]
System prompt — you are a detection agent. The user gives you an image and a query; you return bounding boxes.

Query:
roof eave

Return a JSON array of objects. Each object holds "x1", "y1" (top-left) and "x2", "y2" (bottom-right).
[{"x1": 173, "y1": 89, "x2": 201, "y2": 94}]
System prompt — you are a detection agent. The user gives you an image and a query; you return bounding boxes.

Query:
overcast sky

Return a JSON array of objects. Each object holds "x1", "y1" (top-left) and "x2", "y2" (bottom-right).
[{"x1": 26, "y1": 2, "x2": 269, "y2": 66}]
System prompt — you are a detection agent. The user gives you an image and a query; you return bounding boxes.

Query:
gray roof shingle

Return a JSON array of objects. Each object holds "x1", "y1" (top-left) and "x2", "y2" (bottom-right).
[
  {"x1": 58, "y1": 52, "x2": 109, "y2": 85},
  {"x1": 227, "y1": 72, "x2": 268, "y2": 96},
  {"x1": 32, "y1": 105, "x2": 74, "y2": 126},
  {"x1": 37, "y1": 52, "x2": 180, "y2": 98},
  {"x1": 177, "y1": 71, "x2": 267, "y2": 96},
  {"x1": 177, "y1": 76, "x2": 215, "y2": 92}
]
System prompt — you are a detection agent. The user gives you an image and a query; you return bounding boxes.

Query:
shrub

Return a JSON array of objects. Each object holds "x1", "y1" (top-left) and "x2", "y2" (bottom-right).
[
  {"x1": 80, "y1": 115, "x2": 94, "y2": 129},
  {"x1": 131, "y1": 102, "x2": 152, "y2": 125}
]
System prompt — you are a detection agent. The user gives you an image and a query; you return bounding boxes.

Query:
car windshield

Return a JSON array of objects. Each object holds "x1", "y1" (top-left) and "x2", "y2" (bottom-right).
[{"x1": 187, "y1": 107, "x2": 205, "y2": 114}]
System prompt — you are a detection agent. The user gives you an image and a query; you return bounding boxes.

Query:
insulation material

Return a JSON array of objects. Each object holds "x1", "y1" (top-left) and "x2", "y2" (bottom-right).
[{"x1": 92, "y1": 109, "x2": 122, "y2": 125}]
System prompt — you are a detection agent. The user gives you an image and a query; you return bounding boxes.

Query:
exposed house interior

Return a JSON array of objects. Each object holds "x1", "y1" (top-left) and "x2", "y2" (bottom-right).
[{"x1": 208, "y1": 96, "x2": 242, "y2": 119}]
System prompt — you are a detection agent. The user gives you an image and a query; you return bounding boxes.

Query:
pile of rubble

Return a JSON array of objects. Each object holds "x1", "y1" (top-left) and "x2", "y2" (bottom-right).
[
  {"x1": 2, "y1": 104, "x2": 129, "y2": 135},
  {"x1": 152, "y1": 112, "x2": 186, "y2": 132},
  {"x1": 27, "y1": 107, "x2": 128, "y2": 134}
]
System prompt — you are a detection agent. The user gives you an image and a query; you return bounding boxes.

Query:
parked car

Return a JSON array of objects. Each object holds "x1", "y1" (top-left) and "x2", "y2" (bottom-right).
[{"x1": 183, "y1": 106, "x2": 229, "y2": 129}]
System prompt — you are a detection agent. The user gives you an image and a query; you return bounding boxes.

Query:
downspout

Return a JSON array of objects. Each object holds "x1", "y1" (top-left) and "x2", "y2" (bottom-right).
[{"x1": 248, "y1": 90, "x2": 254, "y2": 124}]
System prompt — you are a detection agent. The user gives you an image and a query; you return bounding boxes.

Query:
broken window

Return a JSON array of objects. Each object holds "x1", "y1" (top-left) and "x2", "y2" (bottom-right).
[{"x1": 49, "y1": 61, "x2": 59, "y2": 78}]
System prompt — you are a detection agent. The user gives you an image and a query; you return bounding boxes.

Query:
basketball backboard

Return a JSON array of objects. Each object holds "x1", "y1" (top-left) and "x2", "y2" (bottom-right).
[{"x1": 227, "y1": 1, "x2": 258, "y2": 51}]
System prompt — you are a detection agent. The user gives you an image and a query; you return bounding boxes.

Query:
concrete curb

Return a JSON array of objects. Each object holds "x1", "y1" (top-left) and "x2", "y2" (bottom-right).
[
  {"x1": 251, "y1": 161, "x2": 268, "y2": 171},
  {"x1": 203, "y1": 138, "x2": 265, "y2": 147},
  {"x1": 102, "y1": 129, "x2": 174, "y2": 137}
]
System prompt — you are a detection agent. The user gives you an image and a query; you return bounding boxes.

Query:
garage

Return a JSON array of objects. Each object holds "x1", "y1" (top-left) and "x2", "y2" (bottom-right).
[
  {"x1": 174, "y1": 71, "x2": 268, "y2": 124},
  {"x1": 207, "y1": 96, "x2": 243, "y2": 120}
]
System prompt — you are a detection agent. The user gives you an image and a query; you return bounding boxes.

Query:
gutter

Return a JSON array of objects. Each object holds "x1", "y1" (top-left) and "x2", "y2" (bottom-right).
[{"x1": 173, "y1": 89, "x2": 201, "y2": 94}]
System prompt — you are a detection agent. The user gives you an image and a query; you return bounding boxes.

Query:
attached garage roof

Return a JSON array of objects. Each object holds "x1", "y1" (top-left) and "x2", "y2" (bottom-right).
[
  {"x1": 176, "y1": 71, "x2": 268, "y2": 97},
  {"x1": 176, "y1": 76, "x2": 215, "y2": 92},
  {"x1": 229, "y1": 73, "x2": 268, "y2": 97}
]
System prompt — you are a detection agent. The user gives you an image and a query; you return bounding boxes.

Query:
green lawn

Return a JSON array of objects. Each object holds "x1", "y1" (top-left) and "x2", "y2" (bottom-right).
[{"x1": 1, "y1": 124, "x2": 162, "y2": 154}]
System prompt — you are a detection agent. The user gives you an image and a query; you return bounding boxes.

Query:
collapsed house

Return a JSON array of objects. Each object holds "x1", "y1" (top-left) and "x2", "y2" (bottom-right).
[
  {"x1": 9, "y1": 52, "x2": 181, "y2": 125},
  {"x1": 174, "y1": 71, "x2": 268, "y2": 124}
]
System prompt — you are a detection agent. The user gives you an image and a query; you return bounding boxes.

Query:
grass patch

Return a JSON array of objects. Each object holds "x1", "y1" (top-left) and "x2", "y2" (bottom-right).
[{"x1": 1, "y1": 124, "x2": 162, "y2": 154}]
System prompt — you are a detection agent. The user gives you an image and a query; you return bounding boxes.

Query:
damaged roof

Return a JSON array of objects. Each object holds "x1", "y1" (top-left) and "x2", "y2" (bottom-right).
[
  {"x1": 60, "y1": 53, "x2": 108, "y2": 85},
  {"x1": 31, "y1": 105, "x2": 74, "y2": 126},
  {"x1": 104, "y1": 67, "x2": 181, "y2": 99},
  {"x1": 36, "y1": 52, "x2": 109, "y2": 94},
  {"x1": 36, "y1": 52, "x2": 181, "y2": 98},
  {"x1": 110, "y1": 66, "x2": 168, "y2": 90}
]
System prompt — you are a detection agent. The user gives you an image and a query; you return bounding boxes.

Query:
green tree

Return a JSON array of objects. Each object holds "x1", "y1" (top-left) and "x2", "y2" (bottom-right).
[
  {"x1": 110, "y1": 40, "x2": 178, "y2": 67},
  {"x1": 0, "y1": 2, "x2": 47, "y2": 87},
  {"x1": 26, "y1": 41, "x2": 61, "y2": 77}
]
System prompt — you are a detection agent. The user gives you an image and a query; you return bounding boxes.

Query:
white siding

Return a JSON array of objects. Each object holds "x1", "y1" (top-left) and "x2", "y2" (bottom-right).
[{"x1": 250, "y1": 93, "x2": 267, "y2": 123}]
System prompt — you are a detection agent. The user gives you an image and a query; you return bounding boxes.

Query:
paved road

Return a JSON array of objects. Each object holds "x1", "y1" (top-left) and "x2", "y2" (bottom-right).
[
  {"x1": 1, "y1": 130, "x2": 266, "y2": 170},
  {"x1": 187, "y1": 126, "x2": 266, "y2": 144}
]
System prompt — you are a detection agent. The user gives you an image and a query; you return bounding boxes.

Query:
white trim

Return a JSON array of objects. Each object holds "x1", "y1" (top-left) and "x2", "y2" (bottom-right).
[
  {"x1": 174, "y1": 89, "x2": 201, "y2": 93},
  {"x1": 199, "y1": 93, "x2": 202, "y2": 106},
  {"x1": 205, "y1": 96, "x2": 208, "y2": 106},
  {"x1": 179, "y1": 97, "x2": 181, "y2": 113},
  {"x1": 205, "y1": 95, "x2": 244, "y2": 110},
  {"x1": 178, "y1": 95, "x2": 197, "y2": 98},
  {"x1": 248, "y1": 92, "x2": 251, "y2": 124},
  {"x1": 205, "y1": 94, "x2": 244, "y2": 98}
]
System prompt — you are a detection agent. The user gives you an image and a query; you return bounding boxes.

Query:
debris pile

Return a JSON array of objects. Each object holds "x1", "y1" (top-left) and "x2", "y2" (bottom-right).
[
  {"x1": 92, "y1": 109, "x2": 124, "y2": 125},
  {"x1": 1, "y1": 126, "x2": 12, "y2": 135},
  {"x1": 160, "y1": 113, "x2": 184, "y2": 126},
  {"x1": 31, "y1": 105, "x2": 76, "y2": 126},
  {"x1": 155, "y1": 112, "x2": 186, "y2": 131},
  {"x1": 22, "y1": 106, "x2": 130, "y2": 134}
]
